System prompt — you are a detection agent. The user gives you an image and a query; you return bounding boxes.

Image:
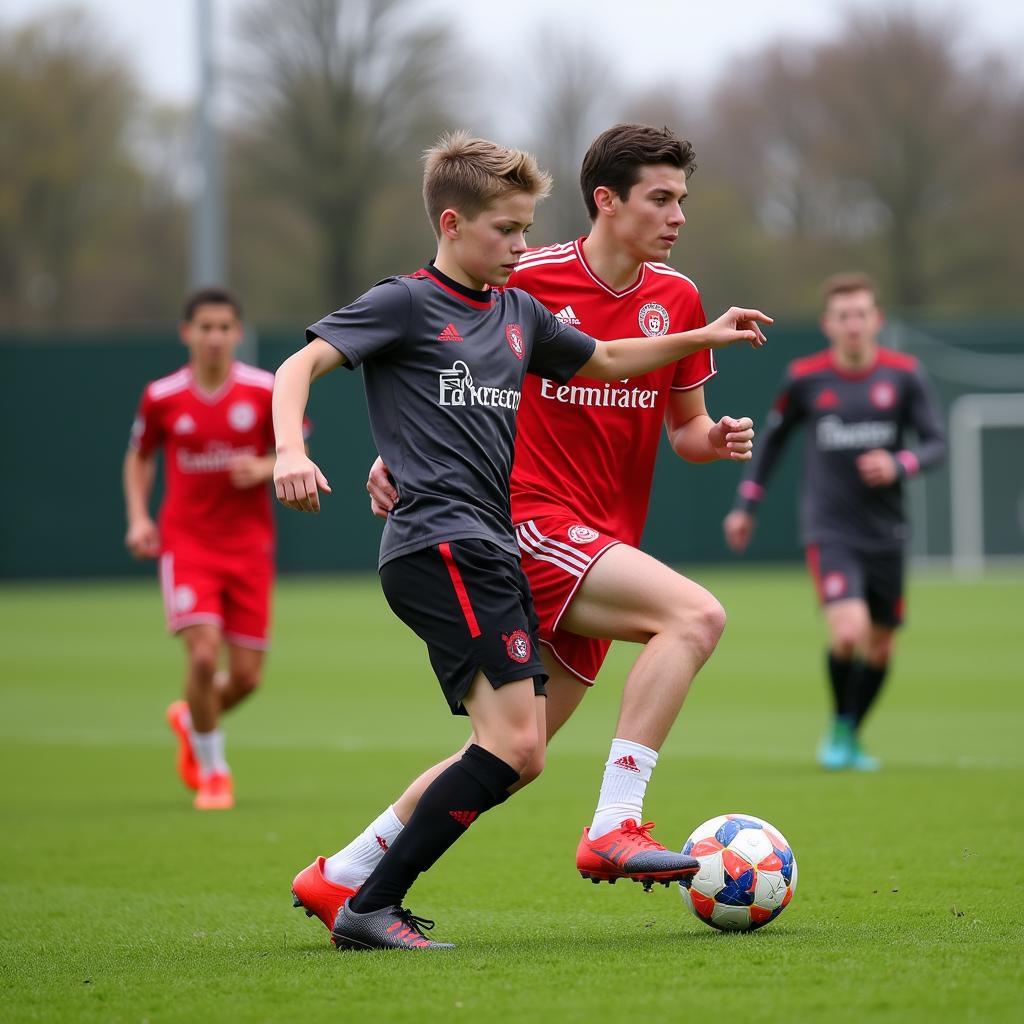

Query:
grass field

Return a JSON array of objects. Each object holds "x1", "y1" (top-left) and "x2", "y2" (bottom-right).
[{"x1": 2, "y1": 566, "x2": 1022, "y2": 1023}]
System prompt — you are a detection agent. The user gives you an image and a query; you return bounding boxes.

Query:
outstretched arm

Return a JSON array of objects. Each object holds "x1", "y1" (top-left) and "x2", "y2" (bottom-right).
[
  {"x1": 579, "y1": 307, "x2": 772, "y2": 383},
  {"x1": 272, "y1": 338, "x2": 343, "y2": 512}
]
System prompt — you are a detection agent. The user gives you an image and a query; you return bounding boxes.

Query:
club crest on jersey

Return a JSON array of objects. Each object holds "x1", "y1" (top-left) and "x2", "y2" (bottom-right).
[
  {"x1": 870, "y1": 381, "x2": 897, "y2": 410},
  {"x1": 228, "y1": 401, "x2": 256, "y2": 431},
  {"x1": 505, "y1": 323, "x2": 525, "y2": 359},
  {"x1": 568, "y1": 524, "x2": 599, "y2": 544},
  {"x1": 503, "y1": 629, "x2": 532, "y2": 663},
  {"x1": 638, "y1": 302, "x2": 670, "y2": 337}
]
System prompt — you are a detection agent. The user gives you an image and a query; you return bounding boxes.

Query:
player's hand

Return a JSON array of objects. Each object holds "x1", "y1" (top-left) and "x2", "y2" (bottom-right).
[
  {"x1": 228, "y1": 453, "x2": 268, "y2": 489},
  {"x1": 125, "y1": 517, "x2": 160, "y2": 560},
  {"x1": 723, "y1": 510, "x2": 756, "y2": 553},
  {"x1": 274, "y1": 448, "x2": 332, "y2": 512},
  {"x1": 704, "y1": 307, "x2": 773, "y2": 349},
  {"x1": 856, "y1": 449, "x2": 898, "y2": 487},
  {"x1": 709, "y1": 416, "x2": 755, "y2": 461},
  {"x1": 367, "y1": 456, "x2": 398, "y2": 518}
]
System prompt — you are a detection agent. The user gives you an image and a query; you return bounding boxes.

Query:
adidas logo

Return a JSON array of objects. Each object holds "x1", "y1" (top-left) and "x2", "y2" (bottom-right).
[
  {"x1": 613, "y1": 755, "x2": 641, "y2": 773},
  {"x1": 437, "y1": 323, "x2": 464, "y2": 342},
  {"x1": 173, "y1": 413, "x2": 197, "y2": 435},
  {"x1": 374, "y1": 834, "x2": 389, "y2": 852},
  {"x1": 555, "y1": 305, "x2": 581, "y2": 326},
  {"x1": 449, "y1": 810, "x2": 479, "y2": 828}
]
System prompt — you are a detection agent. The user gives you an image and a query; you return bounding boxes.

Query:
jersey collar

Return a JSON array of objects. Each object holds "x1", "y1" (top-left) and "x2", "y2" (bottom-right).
[
  {"x1": 413, "y1": 263, "x2": 496, "y2": 310},
  {"x1": 575, "y1": 236, "x2": 647, "y2": 298}
]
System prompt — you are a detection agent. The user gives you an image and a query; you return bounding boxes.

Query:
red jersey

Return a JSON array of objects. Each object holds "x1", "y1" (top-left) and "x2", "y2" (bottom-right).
[
  {"x1": 509, "y1": 237, "x2": 715, "y2": 545},
  {"x1": 130, "y1": 361, "x2": 276, "y2": 556}
]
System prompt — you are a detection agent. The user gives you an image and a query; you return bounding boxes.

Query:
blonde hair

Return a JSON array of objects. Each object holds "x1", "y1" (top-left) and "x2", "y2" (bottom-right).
[{"x1": 422, "y1": 130, "x2": 552, "y2": 237}]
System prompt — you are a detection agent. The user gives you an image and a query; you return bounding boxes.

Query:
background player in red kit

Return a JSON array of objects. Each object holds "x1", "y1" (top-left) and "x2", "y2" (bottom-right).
[
  {"x1": 300, "y1": 124, "x2": 759, "y2": 918},
  {"x1": 724, "y1": 272, "x2": 946, "y2": 770},
  {"x1": 123, "y1": 287, "x2": 279, "y2": 810}
]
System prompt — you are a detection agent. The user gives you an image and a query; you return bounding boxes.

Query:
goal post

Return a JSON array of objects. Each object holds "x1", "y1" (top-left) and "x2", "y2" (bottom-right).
[{"x1": 949, "y1": 393, "x2": 1024, "y2": 577}]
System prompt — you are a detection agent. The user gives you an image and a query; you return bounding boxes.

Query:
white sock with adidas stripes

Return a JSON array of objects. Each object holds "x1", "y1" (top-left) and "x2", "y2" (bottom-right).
[
  {"x1": 324, "y1": 805, "x2": 404, "y2": 888},
  {"x1": 588, "y1": 738, "x2": 658, "y2": 841}
]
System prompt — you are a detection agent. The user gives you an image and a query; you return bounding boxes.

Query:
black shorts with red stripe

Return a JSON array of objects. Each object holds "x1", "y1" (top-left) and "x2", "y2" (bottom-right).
[
  {"x1": 379, "y1": 538, "x2": 547, "y2": 716},
  {"x1": 805, "y1": 539, "x2": 906, "y2": 627}
]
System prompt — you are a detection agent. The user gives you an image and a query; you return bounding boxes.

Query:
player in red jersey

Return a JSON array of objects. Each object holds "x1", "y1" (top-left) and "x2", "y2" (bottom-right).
[
  {"x1": 724, "y1": 273, "x2": 946, "y2": 770},
  {"x1": 291, "y1": 124, "x2": 760, "y2": 928},
  {"x1": 123, "y1": 287, "x2": 279, "y2": 810}
]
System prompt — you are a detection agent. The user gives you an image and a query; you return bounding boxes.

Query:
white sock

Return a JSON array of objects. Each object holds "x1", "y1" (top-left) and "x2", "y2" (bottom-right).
[
  {"x1": 190, "y1": 728, "x2": 229, "y2": 778},
  {"x1": 589, "y1": 738, "x2": 658, "y2": 841},
  {"x1": 324, "y1": 806, "x2": 405, "y2": 888}
]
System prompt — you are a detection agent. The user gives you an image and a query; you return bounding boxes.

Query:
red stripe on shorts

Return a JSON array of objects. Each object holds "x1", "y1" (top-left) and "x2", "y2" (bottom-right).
[
  {"x1": 438, "y1": 543, "x2": 481, "y2": 638},
  {"x1": 805, "y1": 544, "x2": 823, "y2": 602}
]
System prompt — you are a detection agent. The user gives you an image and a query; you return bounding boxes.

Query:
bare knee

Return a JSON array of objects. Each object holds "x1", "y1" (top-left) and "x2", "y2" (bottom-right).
[
  {"x1": 676, "y1": 594, "x2": 727, "y2": 661},
  {"x1": 866, "y1": 631, "x2": 895, "y2": 667},
  {"x1": 186, "y1": 641, "x2": 219, "y2": 680},
  {"x1": 516, "y1": 744, "x2": 546, "y2": 787},
  {"x1": 229, "y1": 666, "x2": 262, "y2": 696},
  {"x1": 491, "y1": 724, "x2": 542, "y2": 776}
]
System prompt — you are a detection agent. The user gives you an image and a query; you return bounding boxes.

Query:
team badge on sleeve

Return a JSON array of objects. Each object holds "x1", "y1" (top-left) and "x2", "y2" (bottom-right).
[
  {"x1": 638, "y1": 303, "x2": 670, "y2": 337},
  {"x1": 568, "y1": 524, "x2": 599, "y2": 543},
  {"x1": 503, "y1": 629, "x2": 532, "y2": 663},
  {"x1": 505, "y1": 323, "x2": 525, "y2": 359}
]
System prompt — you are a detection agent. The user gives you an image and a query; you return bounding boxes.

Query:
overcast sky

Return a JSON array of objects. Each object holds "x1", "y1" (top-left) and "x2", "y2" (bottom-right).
[{"x1": 5, "y1": 0, "x2": 1024, "y2": 106}]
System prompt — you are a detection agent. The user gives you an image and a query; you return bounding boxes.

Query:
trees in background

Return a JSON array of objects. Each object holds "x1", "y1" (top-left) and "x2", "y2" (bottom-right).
[{"x1": 2, "y1": 2, "x2": 1022, "y2": 328}]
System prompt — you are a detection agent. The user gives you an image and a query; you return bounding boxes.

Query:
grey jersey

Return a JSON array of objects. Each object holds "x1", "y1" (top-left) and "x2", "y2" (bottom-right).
[
  {"x1": 734, "y1": 347, "x2": 946, "y2": 551},
  {"x1": 307, "y1": 266, "x2": 597, "y2": 567}
]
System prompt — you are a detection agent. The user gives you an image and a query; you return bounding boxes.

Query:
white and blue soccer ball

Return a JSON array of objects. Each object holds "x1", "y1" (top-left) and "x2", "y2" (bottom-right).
[{"x1": 679, "y1": 813, "x2": 797, "y2": 931}]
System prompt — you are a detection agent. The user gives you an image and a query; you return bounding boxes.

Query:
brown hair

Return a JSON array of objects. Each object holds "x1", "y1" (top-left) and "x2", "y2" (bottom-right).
[
  {"x1": 422, "y1": 131, "x2": 552, "y2": 237},
  {"x1": 821, "y1": 272, "x2": 880, "y2": 308},
  {"x1": 182, "y1": 286, "x2": 243, "y2": 322},
  {"x1": 580, "y1": 124, "x2": 697, "y2": 220}
]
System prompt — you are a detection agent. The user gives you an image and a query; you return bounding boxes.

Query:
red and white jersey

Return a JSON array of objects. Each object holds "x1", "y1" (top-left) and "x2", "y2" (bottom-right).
[
  {"x1": 509, "y1": 237, "x2": 715, "y2": 544},
  {"x1": 130, "y1": 361, "x2": 276, "y2": 556}
]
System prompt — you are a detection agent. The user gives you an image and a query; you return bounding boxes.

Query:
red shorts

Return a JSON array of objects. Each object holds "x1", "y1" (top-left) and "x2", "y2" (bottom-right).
[
  {"x1": 158, "y1": 545, "x2": 273, "y2": 649},
  {"x1": 514, "y1": 515, "x2": 621, "y2": 684}
]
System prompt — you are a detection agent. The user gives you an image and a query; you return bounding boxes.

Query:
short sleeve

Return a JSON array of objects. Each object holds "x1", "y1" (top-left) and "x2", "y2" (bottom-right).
[
  {"x1": 670, "y1": 299, "x2": 715, "y2": 390},
  {"x1": 129, "y1": 387, "x2": 163, "y2": 455},
  {"x1": 306, "y1": 278, "x2": 411, "y2": 369},
  {"x1": 524, "y1": 295, "x2": 596, "y2": 383}
]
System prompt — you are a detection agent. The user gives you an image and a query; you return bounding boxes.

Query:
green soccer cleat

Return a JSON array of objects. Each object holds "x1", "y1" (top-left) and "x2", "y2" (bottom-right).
[
  {"x1": 849, "y1": 734, "x2": 881, "y2": 772},
  {"x1": 817, "y1": 717, "x2": 854, "y2": 771}
]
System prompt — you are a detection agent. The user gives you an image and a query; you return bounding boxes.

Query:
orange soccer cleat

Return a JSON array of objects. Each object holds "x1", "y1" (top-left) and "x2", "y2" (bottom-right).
[
  {"x1": 291, "y1": 857, "x2": 358, "y2": 932},
  {"x1": 193, "y1": 771, "x2": 234, "y2": 810},
  {"x1": 166, "y1": 699, "x2": 199, "y2": 791},
  {"x1": 576, "y1": 818, "x2": 699, "y2": 890}
]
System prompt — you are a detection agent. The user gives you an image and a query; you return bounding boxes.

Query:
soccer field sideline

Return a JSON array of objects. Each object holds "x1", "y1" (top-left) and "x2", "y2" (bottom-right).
[{"x1": 2, "y1": 568, "x2": 1022, "y2": 1022}]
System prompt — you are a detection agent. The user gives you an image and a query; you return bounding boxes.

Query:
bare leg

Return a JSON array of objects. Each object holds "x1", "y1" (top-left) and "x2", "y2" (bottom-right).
[
  {"x1": 217, "y1": 644, "x2": 265, "y2": 713},
  {"x1": 181, "y1": 624, "x2": 222, "y2": 732},
  {"x1": 561, "y1": 544, "x2": 725, "y2": 750}
]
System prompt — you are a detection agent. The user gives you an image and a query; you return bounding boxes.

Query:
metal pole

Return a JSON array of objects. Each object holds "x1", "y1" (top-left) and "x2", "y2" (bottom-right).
[{"x1": 191, "y1": 0, "x2": 224, "y2": 289}]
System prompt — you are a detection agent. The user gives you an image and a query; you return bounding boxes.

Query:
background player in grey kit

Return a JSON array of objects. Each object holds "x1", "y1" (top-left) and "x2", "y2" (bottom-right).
[
  {"x1": 724, "y1": 272, "x2": 946, "y2": 770},
  {"x1": 274, "y1": 131, "x2": 771, "y2": 950}
]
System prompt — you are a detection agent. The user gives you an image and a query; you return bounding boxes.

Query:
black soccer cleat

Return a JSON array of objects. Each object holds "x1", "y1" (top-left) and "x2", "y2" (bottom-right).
[{"x1": 330, "y1": 902, "x2": 454, "y2": 951}]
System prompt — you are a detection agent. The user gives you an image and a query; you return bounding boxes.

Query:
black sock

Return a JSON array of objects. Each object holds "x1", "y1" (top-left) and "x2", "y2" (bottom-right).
[
  {"x1": 827, "y1": 652, "x2": 857, "y2": 719},
  {"x1": 349, "y1": 744, "x2": 519, "y2": 914},
  {"x1": 852, "y1": 662, "x2": 889, "y2": 729}
]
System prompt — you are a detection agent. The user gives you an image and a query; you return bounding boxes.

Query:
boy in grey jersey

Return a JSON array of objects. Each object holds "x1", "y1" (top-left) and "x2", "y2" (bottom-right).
[
  {"x1": 725, "y1": 272, "x2": 946, "y2": 771},
  {"x1": 274, "y1": 131, "x2": 771, "y2": 949}
]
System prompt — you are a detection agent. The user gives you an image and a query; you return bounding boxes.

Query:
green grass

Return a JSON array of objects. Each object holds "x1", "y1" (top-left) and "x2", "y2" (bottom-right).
[{"x1": 1, "y1": 566, "x2": 1022, "y2": 1023}]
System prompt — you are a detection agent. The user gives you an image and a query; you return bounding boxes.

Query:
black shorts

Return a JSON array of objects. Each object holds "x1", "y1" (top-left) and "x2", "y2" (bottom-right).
[
  {"x1": 806, "y1": 540, "x2": 905, "y2": 627},
  {"x1": 379, "y1": 538, "x2": 548, "y2": 716}
]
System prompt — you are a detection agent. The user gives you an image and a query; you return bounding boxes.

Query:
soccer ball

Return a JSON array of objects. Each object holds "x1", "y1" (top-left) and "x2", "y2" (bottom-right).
[{"x1": 679, "y1": 813, "x2": 797, "y2": 931}]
